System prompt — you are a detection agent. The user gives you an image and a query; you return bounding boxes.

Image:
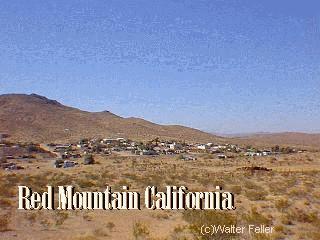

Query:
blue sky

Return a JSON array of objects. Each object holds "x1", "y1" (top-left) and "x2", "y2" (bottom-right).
[{"x1": 0, "y1": 0, "x2": 319, "y2": 133}]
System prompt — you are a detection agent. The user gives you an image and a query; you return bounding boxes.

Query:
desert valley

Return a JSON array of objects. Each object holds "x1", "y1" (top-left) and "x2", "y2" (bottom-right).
[{"x1": 0, "y1": 94, "x2": 319, "y2": 240}]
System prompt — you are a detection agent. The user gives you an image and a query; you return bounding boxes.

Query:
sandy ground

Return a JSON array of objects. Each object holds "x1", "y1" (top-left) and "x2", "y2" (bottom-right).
[{"x1": 1, "y1": 152, "x2": 320, "y2": 239}]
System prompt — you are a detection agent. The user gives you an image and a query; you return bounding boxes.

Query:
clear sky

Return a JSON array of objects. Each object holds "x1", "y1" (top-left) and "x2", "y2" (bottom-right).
[{"x1": 0, "y1": 0, "x2": 319, "y2": 133}]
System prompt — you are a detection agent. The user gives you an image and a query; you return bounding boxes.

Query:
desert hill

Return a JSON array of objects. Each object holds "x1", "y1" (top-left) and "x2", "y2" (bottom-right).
[
  {"x1": 233, "y1": 132, "x2": 320, "y2": 149},
  {"x1": 0, "y1": 94, "x2": 222, "y2": 143},
  {"x1": 1, "y1": 94, "x2": 319, "y2": 148}
]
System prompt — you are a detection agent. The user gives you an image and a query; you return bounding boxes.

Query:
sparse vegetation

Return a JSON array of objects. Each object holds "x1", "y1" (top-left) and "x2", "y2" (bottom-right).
[
  {"x1": 133, "y1": 221, "x2": 150, "y2": 240},
  {"x1": 106, "y1": 221, "x2": 115, "y2": 231},
  {"x1": 0, "y1": 214, "x2": 10, "y2": 232},
  {"x1": 0, "y1": 141, "x2": 319, "y2": 239}
]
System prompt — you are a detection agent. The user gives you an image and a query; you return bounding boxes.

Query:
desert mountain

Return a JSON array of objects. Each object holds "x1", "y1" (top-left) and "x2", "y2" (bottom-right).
[{"x1": 0, "y1": 94, "x2": 222, "y2": 143}]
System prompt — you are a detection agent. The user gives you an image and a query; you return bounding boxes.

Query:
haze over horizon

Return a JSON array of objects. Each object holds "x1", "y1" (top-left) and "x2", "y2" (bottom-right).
[{"x1": 1, "y1": 1, "x2": 319, "y2": 133}]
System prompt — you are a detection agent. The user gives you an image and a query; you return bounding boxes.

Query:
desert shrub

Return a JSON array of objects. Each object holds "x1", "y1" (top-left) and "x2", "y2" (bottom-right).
[
  {"x1": 176, "y1": 154, "x2": 184, "y2": 160},
  {"x1": 47, "y1": 172, "x2": 74, "y2": 186},
  {"x1": 194, "y1": 174, "x2": 216, "y2": 187},
  {"x1": 0, "y1": 214, "x2": 10, "y2": 232},
  {"x1": 275, "y1": 198, "x2": 289, "y2": 212},
  {"x1": 106, "y1": 221, "x2": 115, "y2": 231},
  {"x1": 268, "y1": 181, "x2": 287, "y2": 195},
  {"x1": 170, "y1": 225, "x2": 188, "y2": 240},
  {"x1": 280, "y1": 214, "x2": 293, "y2": 225},
  {"x1": 305, "y1": 155, "x2": 314, "y2": 162},
  {"x1": 93, "y1": 228, "x2": 109, "y2": 237},
  {"x1": 245, "y1": 189, "x2": 267, "y2": 201},
  {"x1": 3, "y1": 173, "x2": 20, "y2": 185},
  {"x1": 101, "y1": 170, "x2": 117, "y2": 180},
  {"x1": 273, "y1": 225, "x2": 286, "y2": 235},
  {"x1": 243, "y1": 180, "x2": 259, "y2": 190},
  {"x1": 25, "y1": 212, "x2": 38, "y2": 224},
  {"x1": 302, "y1": 231, "x2": 320, "y2": 240},
  {"x1": 77, "y1": 178, "x2": 96, "y2": 189},
  {"x1": 85, "y1": 173, "x2": 100, "y2": 181},
  {"x1": 20, "y1": 173, "x2": 51, "y2": 192},
  {"x1": 133, "y1": 221, "x2": 150, "y2": 240},
  {"x1": 230, "y1": 185, "x2": 242, "y2": 195},
  {"x1": 152, "y1": 212, "x2": 170, "y2": 220},
  {"x1": 282, "y1": 176, "x2": 297, "y2": 188},
  {"x1": 213, "y1": 179, "x2": 226, "y2": 189},
  {"x1": 288, "y1": 208, "x2": 319, "y2": 225},
  {"x1": 118, "y1": 178, "x2": 130, "y2": 187},
  {"x1": 139, "y1": 173, "x2": 164, "y2": 187},
  {"x1": 243, "y1": 207, "x2": 272, "y2": 225},
  {"x1": 71, "y1": 235, "x2": 98, "y2": 240},
  {"x1": 55, "y1": 211, "x2": 69, "y2": 226},
  {"x1": 122, "y1": 172, "x2": 139, "y2": 181},
  {"x1": 40, "y1": 218, "x2": 51, "y2": 229},
  {"x1": 0, "y1": 179, "x2": 16, "y2": 198},
  {"x1": 0, "y1": 198, "x2": 13, "y2": 208},
  {"x1": 83, "y1": 213, "x2": 93, "y2": 222},
  {"x1": 287, "y1": 186, "x2": 308, "y2": 198}
]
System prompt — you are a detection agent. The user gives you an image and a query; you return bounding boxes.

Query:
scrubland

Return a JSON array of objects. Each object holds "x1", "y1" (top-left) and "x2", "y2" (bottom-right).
[{"x1": 0, "y1": 152, "x2": 320, "y2": 239}]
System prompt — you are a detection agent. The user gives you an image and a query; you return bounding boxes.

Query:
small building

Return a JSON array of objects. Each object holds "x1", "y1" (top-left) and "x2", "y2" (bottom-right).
[
  {"x1": 197, "y1": 144, "x2": 208, "y2": 150},
  {"x1": 54, "y1": 145, "x2": 71, "y2": 152},
  {"x1": 169, "y1": 143, "x2": 183, "y2": 150},
  {"x1": 262, "y1": 150, "x2": 272, "y2": 156},
  {"x1": 63, "y1": 160, "x2": 77, "y2": 168},
  {"x1": 54, "y1": 159, "x2": 64, "y2": 168},
  {"x1": 206, "y1": 143, "x2": 214, "y2": 147},
  {"x1": 141, "y1": 150, "x2": 158, "y2": 156},
  {"x1": 217, "y1": 154, "x2": 227, "y2": 159},
  {"x1": 181, "y1": 155, "x2": 197, "y2": 161}
]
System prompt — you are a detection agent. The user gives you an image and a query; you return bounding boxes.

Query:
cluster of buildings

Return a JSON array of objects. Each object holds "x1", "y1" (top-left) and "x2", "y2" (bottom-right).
[
  {"x1": 48, "y1": 137, "x2": 301, "y2": 161},
  {"x1": 0, "y1": 135, "x2": 308, "y2": 171}
]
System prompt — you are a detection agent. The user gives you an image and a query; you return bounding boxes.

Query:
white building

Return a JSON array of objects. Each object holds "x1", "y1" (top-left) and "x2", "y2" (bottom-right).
[
  {"x1": 197, "y1": 144, "x2": 208, "y2": 150},
  {"x1": 169, "y1": 143, "x2": 183, "y2": 150}
]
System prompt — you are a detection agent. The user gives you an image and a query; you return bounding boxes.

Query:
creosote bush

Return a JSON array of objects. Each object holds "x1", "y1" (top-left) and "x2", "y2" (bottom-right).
[
  {"x1": 133, "y1": 221, "x2": 150, "y2": 240},
  {"x1": 0, "y1": 214, "x2": 10, "y2": 232}
]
